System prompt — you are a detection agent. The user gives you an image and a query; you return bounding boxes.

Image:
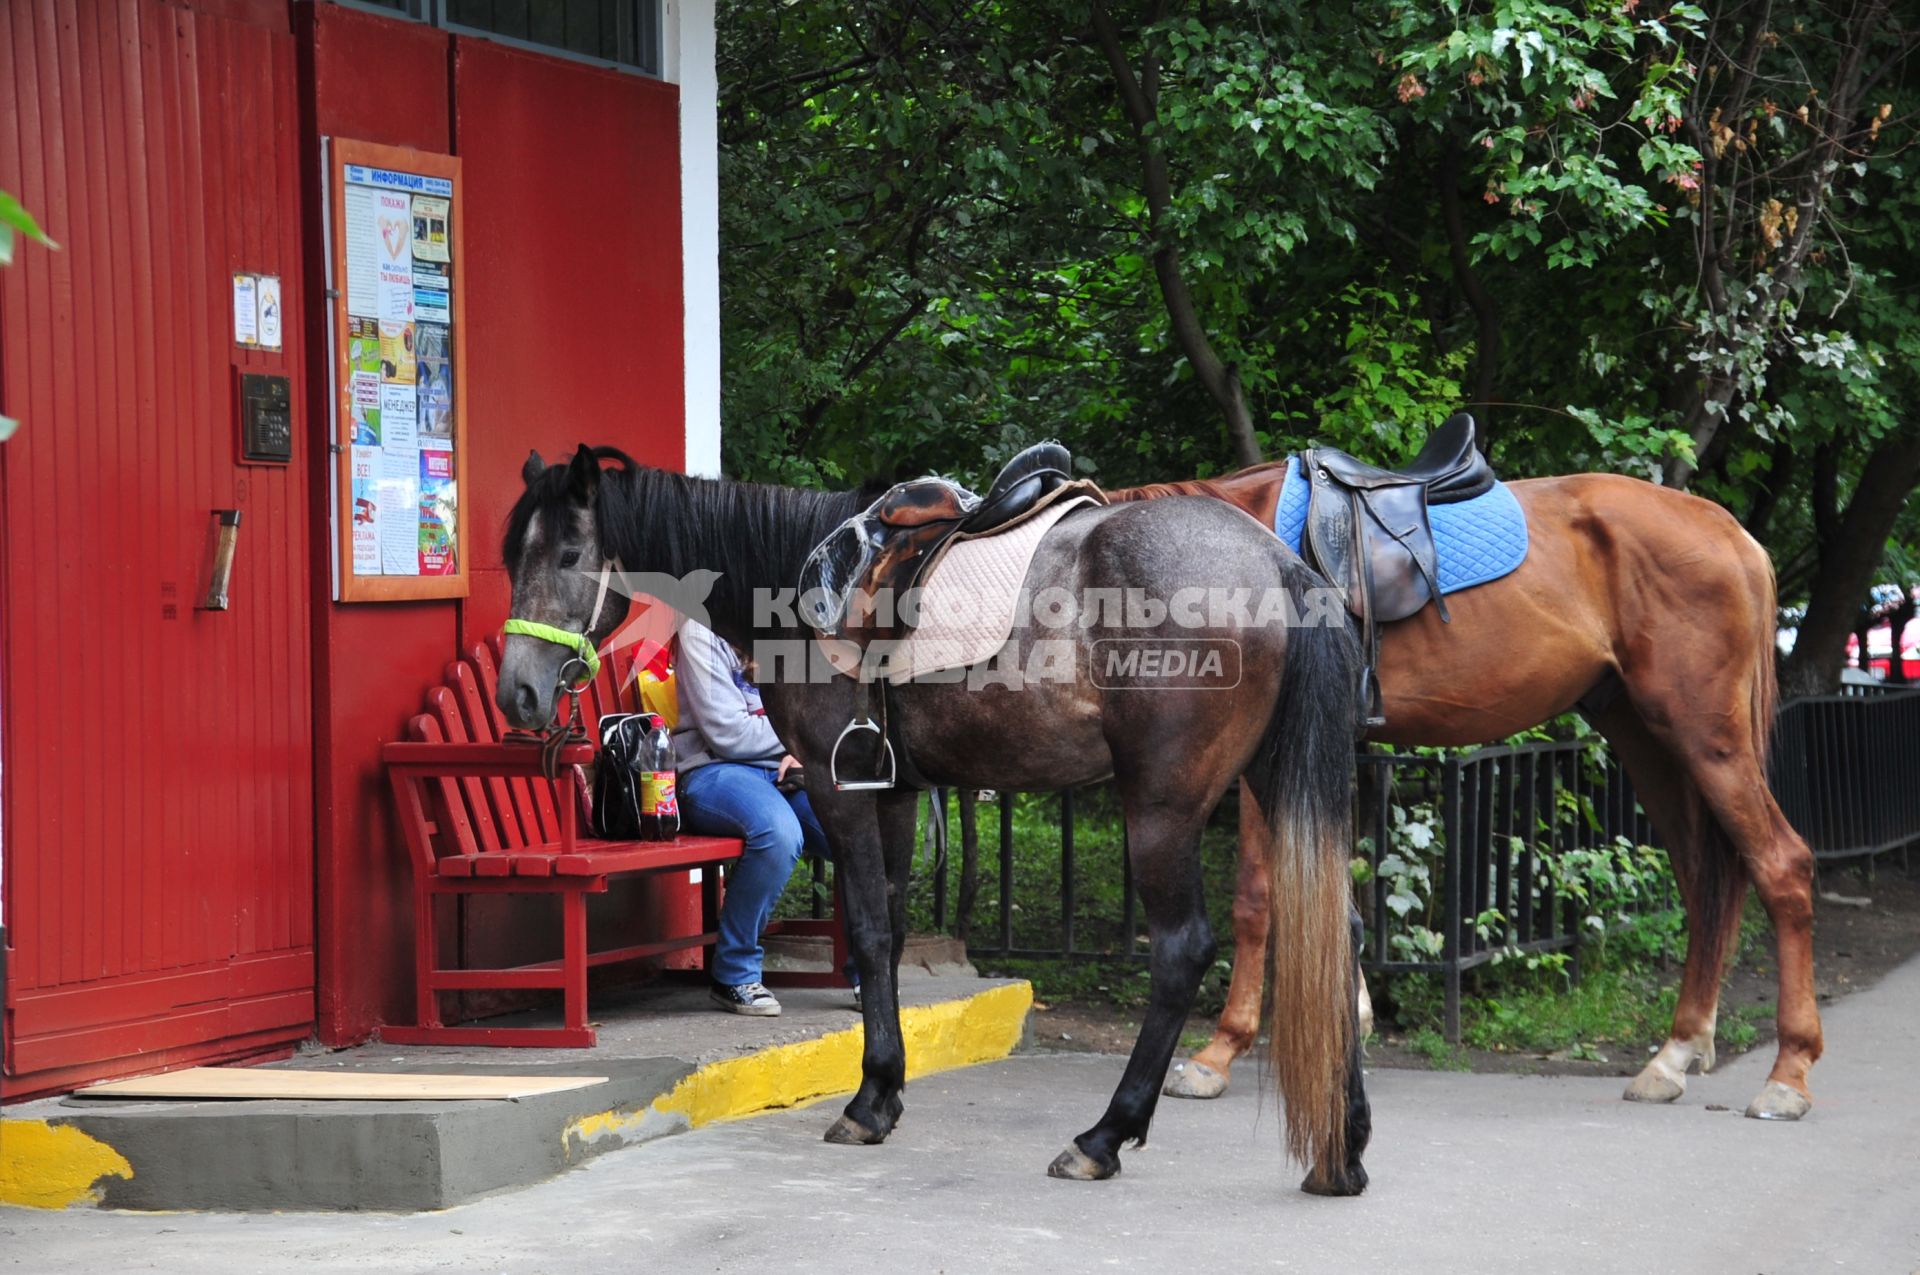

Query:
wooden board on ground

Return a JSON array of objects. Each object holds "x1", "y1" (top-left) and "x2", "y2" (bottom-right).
[{"x1": 73, "y1": 1067, "x2": 608, "y2": 1101}]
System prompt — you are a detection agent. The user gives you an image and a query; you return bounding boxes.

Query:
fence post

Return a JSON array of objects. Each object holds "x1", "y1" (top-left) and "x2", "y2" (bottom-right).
[
  {"x1": 1061, "y1": 789, "x2": 1076, "y2": 956},
  {"x1": 930, "y1": 788, "x2": 949, "y2": 932},
  {"x1": 999, "y1": 791, "x2": 1014, "y2": 954},
  {"x1": 1443, "y1": 756, "x2": 1463, "y2": 1044}
]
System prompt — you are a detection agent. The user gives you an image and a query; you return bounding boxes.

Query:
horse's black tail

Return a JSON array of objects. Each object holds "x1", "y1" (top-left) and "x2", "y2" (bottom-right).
[{"x1": 1246, "y1": 559, "x2": 1361, "y2": 1182}]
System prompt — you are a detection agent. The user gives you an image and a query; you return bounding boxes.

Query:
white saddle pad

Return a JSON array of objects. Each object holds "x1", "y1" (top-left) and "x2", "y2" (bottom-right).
[{"x1": 888, "y1": 496, "x2": 1096, "y2": 683}]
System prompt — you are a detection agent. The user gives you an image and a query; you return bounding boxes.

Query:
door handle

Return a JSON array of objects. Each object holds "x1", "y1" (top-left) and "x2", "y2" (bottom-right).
[{"x1": 199, "y1": 509, "x2": 242, "y2": 611}]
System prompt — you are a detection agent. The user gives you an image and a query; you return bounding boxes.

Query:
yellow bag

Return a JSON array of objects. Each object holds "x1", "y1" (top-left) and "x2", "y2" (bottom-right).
[{"x1": 639, "y1": 667, "x2": 677, "y2": 730}]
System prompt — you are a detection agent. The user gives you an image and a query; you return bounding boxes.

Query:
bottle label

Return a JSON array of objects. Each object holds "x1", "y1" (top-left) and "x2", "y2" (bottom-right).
[
  {"x1": 639, "y1": 771, "x2": 659, "y2": 816},
  {"x1": 654, "y1": 772, "x2": 678, "y2": 819}
]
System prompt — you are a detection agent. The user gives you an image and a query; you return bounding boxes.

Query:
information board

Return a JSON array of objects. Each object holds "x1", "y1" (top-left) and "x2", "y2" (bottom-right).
[{"x1": 328, "y1": 139, "x2": 468, "y2": 602}]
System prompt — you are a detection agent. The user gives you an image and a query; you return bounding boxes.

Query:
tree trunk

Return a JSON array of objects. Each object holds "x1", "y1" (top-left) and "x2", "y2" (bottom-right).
[
  {"x1": 1438, "y1": 141, "x2": 1500, "y2": 450},
  {"x1": 1090, "y1": 0, "x2": 1263, "y2": 467},
  {"x1": 1779, "y1": 429, "x2": 1920, "y2": 695}
]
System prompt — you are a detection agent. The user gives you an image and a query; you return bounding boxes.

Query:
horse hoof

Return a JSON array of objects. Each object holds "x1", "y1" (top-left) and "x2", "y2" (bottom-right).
[
  {"x1": 1046, "y1": 1145, "x2": 1118, "y2": 1180},
  {"x1": 824, "y1": 1114, "x2": 887, "y2": 1145},
  {"x1": 1622, "y1": 1064, "x2": 1685, "y2": 1105},
  {"x1": 1162, "y1": 1060, "x2": 1228, "y2": 1100},
  {"x1": 1301, "y1": 1162, "x2": 1368, "y2": 1197},
  {"x1": 1745, "y1": 1081, "x2": 1812, "y2": 1122}
]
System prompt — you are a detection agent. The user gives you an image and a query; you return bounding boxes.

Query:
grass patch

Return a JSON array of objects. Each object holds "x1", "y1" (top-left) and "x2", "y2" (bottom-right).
[
  {"x1": 1404, "y1": 1026, "x2": 1471, "y2": 1071},
  {"x1": 1718, "y1": 999, "x2": 1774, "y2": 1052}
]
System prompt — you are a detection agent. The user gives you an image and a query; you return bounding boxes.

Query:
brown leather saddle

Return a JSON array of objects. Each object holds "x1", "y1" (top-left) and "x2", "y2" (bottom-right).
[
  {"x1": 800, "y1": 442, "x2": 1094, "y2": 645},
  {"x1": 1298, "y1": 413, "x2": 1494, "y2": 727},
  {"x1": 799, "y1": 442, "x2": 1101, "y2": 788}
]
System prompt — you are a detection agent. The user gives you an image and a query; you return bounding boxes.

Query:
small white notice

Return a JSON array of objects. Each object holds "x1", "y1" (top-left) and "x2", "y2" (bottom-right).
[
  {"x1": 256, "y1": 275, "x2": 283, "y2": 351},
  {"x1": 232, "y1": 274, "x2": 259, "y2": 347}
]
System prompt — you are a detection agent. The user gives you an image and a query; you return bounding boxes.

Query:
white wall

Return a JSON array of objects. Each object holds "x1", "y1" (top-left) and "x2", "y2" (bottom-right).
[{"x1": 663, "y1": 0, "x2": 722, "y2": 478}]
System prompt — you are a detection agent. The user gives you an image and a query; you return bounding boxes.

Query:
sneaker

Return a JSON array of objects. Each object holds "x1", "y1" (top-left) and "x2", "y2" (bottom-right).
[
  {"x1": 851, "y1": 982, "x2": 862, "y2": 1010},
  {"x1": 710, "y1": 980, "x2": 781, "y2": 1016}
]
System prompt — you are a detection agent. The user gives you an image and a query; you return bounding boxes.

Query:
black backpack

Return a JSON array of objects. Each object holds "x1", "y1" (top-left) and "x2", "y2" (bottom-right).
[{"x1": 592, "y1": 712, "x2": 657, "y2": 839}]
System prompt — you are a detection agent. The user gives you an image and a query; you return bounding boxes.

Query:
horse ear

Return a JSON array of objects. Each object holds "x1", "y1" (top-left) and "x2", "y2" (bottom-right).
[
  {"x1": 567, "y1": 444, "x2": 600, "y2": 503},
  {"x1": 522, "y1": 450, "x2": 545, "y2": 485}
]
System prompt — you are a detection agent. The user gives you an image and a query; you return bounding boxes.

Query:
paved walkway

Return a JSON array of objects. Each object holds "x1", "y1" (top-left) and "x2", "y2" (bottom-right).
[{"x1": 8, "y1": 956, "x2": 1920, "y2": 1273}]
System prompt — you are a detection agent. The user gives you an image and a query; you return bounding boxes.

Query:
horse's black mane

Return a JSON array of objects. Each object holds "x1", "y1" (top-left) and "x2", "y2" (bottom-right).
[{"x1": 505, "y1": 446, "x2": 865, "y2": 628}]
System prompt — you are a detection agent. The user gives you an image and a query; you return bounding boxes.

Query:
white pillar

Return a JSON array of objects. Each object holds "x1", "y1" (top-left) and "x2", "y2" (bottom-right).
[{"x1": 664, "y1": 0, "x2": 722, "y2": 478}]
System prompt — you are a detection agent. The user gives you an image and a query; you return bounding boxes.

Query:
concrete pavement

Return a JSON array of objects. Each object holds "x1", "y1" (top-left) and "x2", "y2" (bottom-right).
[{"x1": 8, "y1": 955, "x2": 1920, "y2": 1272}]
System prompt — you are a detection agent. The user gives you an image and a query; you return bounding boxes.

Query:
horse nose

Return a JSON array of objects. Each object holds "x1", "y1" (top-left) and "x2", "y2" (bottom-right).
[{"x1": 513, "y1": 681, "x2": 540, "y2": 726}]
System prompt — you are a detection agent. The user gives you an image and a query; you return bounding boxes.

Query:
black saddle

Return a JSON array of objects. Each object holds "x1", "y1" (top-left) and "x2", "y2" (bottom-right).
[
  {"x1": 1312, "y1": 413, "x2": 1493, "y2": 502},
  {"x1": 799, "y1": 442, "x2": 1080, "y2": 641},
  {"x1": 1298, "y1": 413, "x2": 1494, "y2": 727}
]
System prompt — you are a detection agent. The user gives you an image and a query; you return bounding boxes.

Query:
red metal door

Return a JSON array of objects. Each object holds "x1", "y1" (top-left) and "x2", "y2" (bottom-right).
[{"x1": 0, "y1": 0, "x2": 314, "y2": 1098}]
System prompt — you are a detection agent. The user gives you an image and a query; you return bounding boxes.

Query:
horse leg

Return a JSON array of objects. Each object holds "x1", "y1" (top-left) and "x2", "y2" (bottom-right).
[
  {"x1": 1165, "y1": 784, "x2": 1266, "y2": 1100},
  {"x1": 816, "y1": 788, "x2": 914, "y2": 1146},
  {"x1": 1600, "y1": 705, "x2": 1751, "y2": 1105},
  {"x1": 1626, "y1": 693, "x2": 1822, "y2": 1119},
  {"x1": 1688, "y1": 761, "x2": 1822, "y2": 1120},
  {"x1": 1050, "y1": 804, "x2": 1215, "y2": 1180}
]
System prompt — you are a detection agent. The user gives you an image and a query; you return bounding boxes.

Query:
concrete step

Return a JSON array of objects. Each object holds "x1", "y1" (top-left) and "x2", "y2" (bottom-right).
[{"x1": 0, "y1": 976, "x2": 1031, "y2": 1212}]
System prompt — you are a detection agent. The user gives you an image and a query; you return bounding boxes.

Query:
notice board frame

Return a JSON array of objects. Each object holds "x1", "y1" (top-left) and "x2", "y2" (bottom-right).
[{"x1": 326, "y1": 138, "x2": 470, "y2": 603}]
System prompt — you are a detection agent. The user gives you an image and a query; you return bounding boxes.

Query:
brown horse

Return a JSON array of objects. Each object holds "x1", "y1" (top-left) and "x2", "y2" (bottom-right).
[{"x1": 1113, "y1": 461, "x2": 1820, "y2": 1122}]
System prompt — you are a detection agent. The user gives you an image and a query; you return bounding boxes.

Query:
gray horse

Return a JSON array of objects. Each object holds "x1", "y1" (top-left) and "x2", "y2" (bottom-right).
[{"x1": 497, "y1": 444, "x2": 1369, "y2": 1193}]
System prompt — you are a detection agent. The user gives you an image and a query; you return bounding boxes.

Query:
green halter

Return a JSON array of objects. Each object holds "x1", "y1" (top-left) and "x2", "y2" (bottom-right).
[
  {"x1": 501, "y1": 619, "x2": 601, "y2": 687},
  {"x1": 503, "y1": 558, "x2": 619, "y2": 690}
]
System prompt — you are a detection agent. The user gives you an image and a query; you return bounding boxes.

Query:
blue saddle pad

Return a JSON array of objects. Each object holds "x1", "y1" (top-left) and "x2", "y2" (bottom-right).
[{"x1": 1272, "y1": 456, "x2": 1528, "y2": 594}]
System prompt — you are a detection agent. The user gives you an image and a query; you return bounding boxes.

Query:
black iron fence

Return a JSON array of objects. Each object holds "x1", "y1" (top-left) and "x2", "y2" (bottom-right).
[
  {"x1": 900, "y1": 689, "x2": 1920, "y2": 1039},
  {"x1": 1770, "y1": 687, "x2": 1920, "y2": 866}
]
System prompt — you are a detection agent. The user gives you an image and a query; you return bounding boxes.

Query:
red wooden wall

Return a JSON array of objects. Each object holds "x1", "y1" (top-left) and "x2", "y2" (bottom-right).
[
  {"x1": 1, "y1": 0, "x2": 315, "y2": 1098},
  {"x1": 0, "y1": 0, "x2": 688, "y2": 1093},
  {"x1": 299, "y1": 3, "x2": 686, "y2": 1046}
]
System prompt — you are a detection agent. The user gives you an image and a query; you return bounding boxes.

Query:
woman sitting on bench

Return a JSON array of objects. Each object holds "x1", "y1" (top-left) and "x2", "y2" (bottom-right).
[{"x1": 673, "y1": 620, "x2": 844, "y2": 1015}]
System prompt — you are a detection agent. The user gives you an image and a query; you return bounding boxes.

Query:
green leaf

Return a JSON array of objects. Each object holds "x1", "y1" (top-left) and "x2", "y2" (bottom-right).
[{"x1": 0, "y1": 191, "x2": 57, "y2": 252}]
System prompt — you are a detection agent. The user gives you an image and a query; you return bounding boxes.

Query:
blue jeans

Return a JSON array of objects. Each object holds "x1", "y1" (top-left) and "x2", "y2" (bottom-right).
[{"x1": 679, "y1": 763, "x2": 831, "y2": 987}]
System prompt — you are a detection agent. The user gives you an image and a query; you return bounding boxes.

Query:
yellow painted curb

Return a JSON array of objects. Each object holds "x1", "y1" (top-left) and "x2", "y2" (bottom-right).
[
  {"x1": 567, "y1": 981, "x2": 1031, "y2": 1152},
  {"x1": 0, "y1": 1119, "x2": 134, "y2": 1209}
]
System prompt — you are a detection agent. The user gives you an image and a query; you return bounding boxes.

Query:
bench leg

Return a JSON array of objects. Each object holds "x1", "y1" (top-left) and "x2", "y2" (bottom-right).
[
  {"x1": 563, "y1": 890, "x2": 589, "y2": 1034},
  {"x1": 700, "y1": 867, "x2": 722, "y2": 977},
  {"x1": 414, "y1": 889, "x2": 443, "y2": 1029}
]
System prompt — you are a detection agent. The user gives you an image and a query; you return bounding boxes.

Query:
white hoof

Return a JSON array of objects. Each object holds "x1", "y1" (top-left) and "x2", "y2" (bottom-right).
[
  {"x1": 1162, "y1": 1060, "x2": 1228, "y2": 1100},
  {"x1": 1623, "y1": 1065, "x2": 1686, "y2": 1104},
  {"x1": 1745, "y1": 1081, "x2": 1812, "y2": 1122},
  {"x1": 1624, "y1": 1028, "x2": 1715, "y2": 1105}
]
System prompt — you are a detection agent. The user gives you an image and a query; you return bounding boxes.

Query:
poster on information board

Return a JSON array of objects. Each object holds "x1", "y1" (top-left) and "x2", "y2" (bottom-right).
[{"x1": 327, "y1": 139, "x2": 468, "y2": 602}]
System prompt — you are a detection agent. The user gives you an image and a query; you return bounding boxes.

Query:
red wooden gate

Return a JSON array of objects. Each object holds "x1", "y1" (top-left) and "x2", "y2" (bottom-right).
[{"x1": 0, "y1": 0, "x2": 314, "y2": 1098}]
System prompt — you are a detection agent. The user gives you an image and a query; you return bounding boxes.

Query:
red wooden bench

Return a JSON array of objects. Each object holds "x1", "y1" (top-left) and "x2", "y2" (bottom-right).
[{"x1": 383, "y1": 639, "x2": 846, "y2": 1047}]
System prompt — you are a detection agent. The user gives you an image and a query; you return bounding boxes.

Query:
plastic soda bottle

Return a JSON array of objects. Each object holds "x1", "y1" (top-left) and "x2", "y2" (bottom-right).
[
  {"x1": 635, "y1": 714, "x2": 661, "y2": 840},
  {"x1": 643, "y1": 715, "x2": 680, "y2": 840}
]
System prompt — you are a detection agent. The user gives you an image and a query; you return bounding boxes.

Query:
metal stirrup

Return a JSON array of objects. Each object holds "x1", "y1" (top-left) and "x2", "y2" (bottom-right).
[{"x1": 830, "y1": 717, "x2": 897, "y2": 791}]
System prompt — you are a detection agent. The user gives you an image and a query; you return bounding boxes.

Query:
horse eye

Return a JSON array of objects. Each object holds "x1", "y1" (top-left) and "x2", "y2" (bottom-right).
[{"x1": 559, "y1": 549, "x2": 582, "y2": 569}]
